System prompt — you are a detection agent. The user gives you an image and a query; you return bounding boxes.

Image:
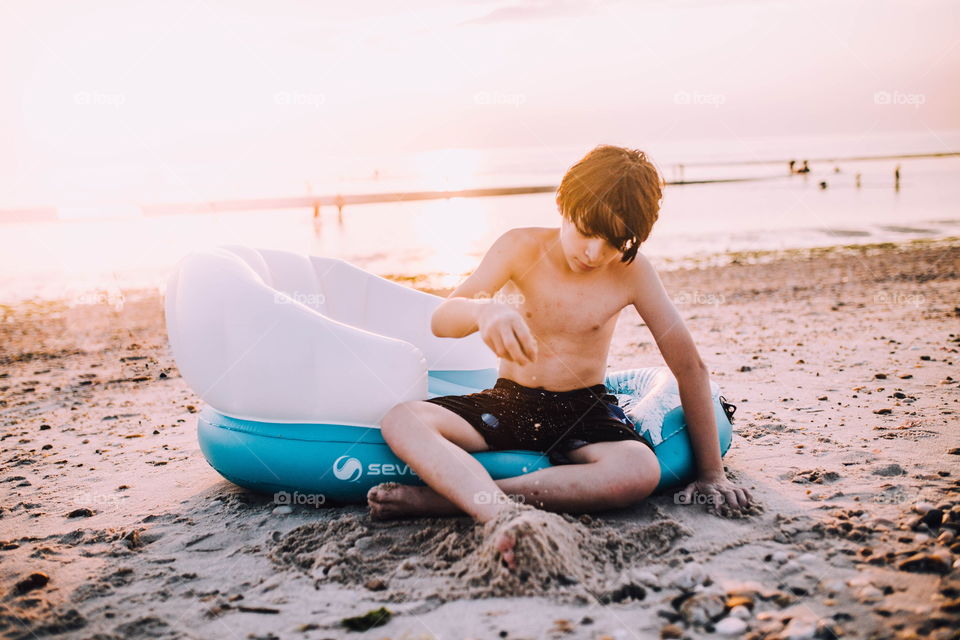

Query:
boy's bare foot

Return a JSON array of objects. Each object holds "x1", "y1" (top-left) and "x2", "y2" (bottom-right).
[
  {"x1": 367, "y1": 482, "x2": 460, "y2": 520},
  {"x1": 482, "y1": 503, "x2": 540, "y2": 571},
  {"x1": 493, "y1": 521, "x2": 518, "y2": 570},
  {"x1": 368, "y1": 483, "x2": 525, "y2": 571}
]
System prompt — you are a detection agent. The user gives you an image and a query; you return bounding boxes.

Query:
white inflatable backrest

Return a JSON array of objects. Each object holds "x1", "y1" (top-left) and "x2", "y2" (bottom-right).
[
  {"x1": 240, "y1": 247, "x2": 325, "y2": 313},
  {"x1": 165, "y1": 247, "x2": 428, "y2": 426},
  {"x1": 224, "y1": 246, "x2": 496, "y2": 370},
  {"x1": 165, "y1": 246, "x2": 498, "y2": 426}
]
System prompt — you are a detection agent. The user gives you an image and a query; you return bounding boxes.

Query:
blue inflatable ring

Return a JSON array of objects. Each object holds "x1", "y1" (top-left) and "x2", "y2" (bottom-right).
[{"x1": 197, "y1": 367, "x2": 733, "y2": 504}]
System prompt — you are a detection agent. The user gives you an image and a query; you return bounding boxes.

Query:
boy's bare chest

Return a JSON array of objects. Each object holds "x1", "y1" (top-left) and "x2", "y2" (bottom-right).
[{"x1": 504, "y1": 276, "x2": 627, "y2": 336}]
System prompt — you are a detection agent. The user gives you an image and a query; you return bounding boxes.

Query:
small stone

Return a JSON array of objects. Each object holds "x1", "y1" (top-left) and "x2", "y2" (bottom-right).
[
  {"x1": 780, "y1": 560, "x2": 803, "y2": 575},
  {"x1": 714, "y1": 617, "x2": 748, "y2": 636},
  {"x1": 816, "y1": 620, "x2": 843, "y2": 639},
  {"x1": 66, "y1": 508, "x2": 94, "y2": 518},
  {"x1": 630, "y1": 569, "x2": 660, "y2": 588},
  {"x1": 729, "y1": 605, "x2": 751, "y2": 620},
  {"x1": 725, "y1": 595, "x2": 754, "y2": 610},
  {"x1": 665, "y1": 562, "x2": 706, "y2": 590},
  {"x1": 914, "y1": 502, "x2": 936, "y2": 515},
  {"x1": 781, "y1": 617, "x2": 817, "y2": 640},
  {"x1": 872, "y1": 463, "x2": 906, "y2": 476},
  {"x1": 920, "y1": 508, "x2": 945, "y2": 529},
  {"x1": 679, "y1": 591, "x2": 725, "y2": 625},
  {"x1": 272, "y1": 505, "x2": 293, "y2": 515},
  {"x1": 857, "y1": 585, "x2": 884, "y2": 602},
  {"x1": 940, "y1": 598, "x2": 960, "y2": 613},
  {"x1": 364, "y1": 577, "x2": 387, "y2": 591},
  {"x1": 660, "y1": 624, "x2": 683, "y2": 639},
  {"x1": 14, "y1": 572, "x2": 50, "y2": 594},
  {"x1": 771, "y1": 551, "x2": 791, "y2": 564},
  {"x1": 898, "y1": 551, "x2": 951, "y2": 575}
]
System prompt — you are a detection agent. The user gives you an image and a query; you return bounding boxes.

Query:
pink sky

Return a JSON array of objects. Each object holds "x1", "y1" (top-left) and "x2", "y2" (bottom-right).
[{"x1": 1, "y1": 0, "x2": 958, "y2": 207}]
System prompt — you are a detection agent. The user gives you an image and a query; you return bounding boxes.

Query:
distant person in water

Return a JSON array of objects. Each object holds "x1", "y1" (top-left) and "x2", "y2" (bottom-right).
[
  {"x1": 895, "y1": 164, "x2": 901, "y2": 190},
  {"x1": 368, "y1": 145, "x2": 754, "y2": 569}
]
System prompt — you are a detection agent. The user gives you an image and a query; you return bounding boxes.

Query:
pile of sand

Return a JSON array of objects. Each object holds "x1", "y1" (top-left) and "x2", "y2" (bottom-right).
[{"x1": 269, "y1": 503, "x2": 689, "y2": 601}]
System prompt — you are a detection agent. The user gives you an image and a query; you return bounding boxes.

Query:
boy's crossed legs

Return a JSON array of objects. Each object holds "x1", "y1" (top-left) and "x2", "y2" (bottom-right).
[{"x1": 369, "y1": 400, "x2": 660, "y2": 565}]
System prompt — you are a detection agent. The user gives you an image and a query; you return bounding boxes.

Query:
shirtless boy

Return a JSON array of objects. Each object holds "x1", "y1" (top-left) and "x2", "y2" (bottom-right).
[{"x1": 369, "y1": 145, "x2": 753, "y2": 567}]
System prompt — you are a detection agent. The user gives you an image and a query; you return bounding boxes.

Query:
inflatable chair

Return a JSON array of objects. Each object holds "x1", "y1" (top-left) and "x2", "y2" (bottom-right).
[{"x1": 163, "y1": 246, "x2": 733, "y2": 503}]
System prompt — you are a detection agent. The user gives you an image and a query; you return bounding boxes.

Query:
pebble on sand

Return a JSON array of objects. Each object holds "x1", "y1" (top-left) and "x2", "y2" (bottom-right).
[
  {"x1": 14, "y1": 572, "x2": 50, "y2": 594},
  {"x1": 898, "y1": 551, "x2": 952, "y2": 575},
  {"x1": 714, "y1": 616, "x2": 748, "y2": 636},
  {"x1": 913, "y1": 502, "x2": 936, "y2": 515}
]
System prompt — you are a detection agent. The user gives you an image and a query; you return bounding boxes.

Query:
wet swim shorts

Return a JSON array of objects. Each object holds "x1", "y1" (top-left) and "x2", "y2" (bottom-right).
[{"x1": 425, "y1": 377, "x2": 653, "y2": 465}]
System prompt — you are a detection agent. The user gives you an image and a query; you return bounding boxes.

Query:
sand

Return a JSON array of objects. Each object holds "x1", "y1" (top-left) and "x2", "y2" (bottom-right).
[
  {"x1": 269, "y1": 498, "x2": 690, "y2": 602},
  {"x1": 1, "y1": 237, "x2": 958, "y2": 639}
]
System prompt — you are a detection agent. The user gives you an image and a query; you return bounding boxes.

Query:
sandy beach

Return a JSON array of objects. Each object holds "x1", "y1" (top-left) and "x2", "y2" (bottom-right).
[{"x1": 1, "y1": 237, "x2": 958, "y2": 640}]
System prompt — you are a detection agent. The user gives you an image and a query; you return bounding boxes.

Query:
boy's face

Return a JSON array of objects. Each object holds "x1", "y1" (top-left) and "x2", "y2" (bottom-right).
[{"x1": 558, "y1": 215, "x2": 624, "y2": 273}]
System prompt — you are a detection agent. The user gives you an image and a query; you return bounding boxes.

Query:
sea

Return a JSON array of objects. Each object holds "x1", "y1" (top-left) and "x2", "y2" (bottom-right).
[{"x1": 1, "y1": 129, "x2": 958, "y2": 304}]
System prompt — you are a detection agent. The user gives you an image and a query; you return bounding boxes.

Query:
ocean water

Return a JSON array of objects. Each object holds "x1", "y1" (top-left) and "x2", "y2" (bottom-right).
[{"x1": 1, "y1": 130, "x2": 958, "y2": 304}]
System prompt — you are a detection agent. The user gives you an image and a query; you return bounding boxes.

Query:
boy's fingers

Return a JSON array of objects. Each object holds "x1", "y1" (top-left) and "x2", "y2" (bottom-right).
[
  {"x1": 508, "y1": 332, "x2": 529, "y2": 364},
  {"x1": 734, "y1": 488, "x2": 749, "y2": 508},
  {"x1": 721, "y1": 489, "x2": 741, "y2": 514},
  {"x1": 501, "y1": 331, "x2": 528, "y2": 365},
  {"x1": 512, "y1": 325, "x2": 537, "y2": 361},
  {"x1": 513, "y1": 322, "x2": 538, "y2": 360},
  {"x1": 487, "y1": 333, "x2": 506, "y2": 360}
]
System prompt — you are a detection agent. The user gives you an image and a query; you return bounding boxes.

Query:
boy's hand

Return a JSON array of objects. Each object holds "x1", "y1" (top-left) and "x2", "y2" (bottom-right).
[
  {"x1": 477, "y1": 303, "x2": 538, "y2": 366},
  {"x1": 679, "y1": 474, "x2": 758, "y2": 518}
]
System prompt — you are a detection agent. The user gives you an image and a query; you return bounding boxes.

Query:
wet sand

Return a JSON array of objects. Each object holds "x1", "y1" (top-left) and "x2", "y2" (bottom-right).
[{"x1": 1, "y1": 238, "x2": 958, "y2": 639}]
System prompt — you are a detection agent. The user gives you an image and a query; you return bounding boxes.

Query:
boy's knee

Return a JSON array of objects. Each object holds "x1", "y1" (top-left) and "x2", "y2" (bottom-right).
[
  {"x1": 607, "y1": 442, "x2": 660, "y2": 507},
  {"x1": 380, "y1": 401, "x2": 432, "y2": 442}
]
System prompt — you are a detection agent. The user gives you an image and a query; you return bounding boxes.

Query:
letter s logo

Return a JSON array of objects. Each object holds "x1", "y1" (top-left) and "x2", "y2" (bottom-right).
[{"x1": 332, "y1": 456, "x2": 363, "y2": 482}]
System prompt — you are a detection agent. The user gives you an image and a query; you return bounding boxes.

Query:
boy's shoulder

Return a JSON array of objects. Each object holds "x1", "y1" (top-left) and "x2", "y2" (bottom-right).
[
  {"x1": 493, "y1": 227, "x2": 554, "y2": 259},
  {"x1": 499, "y1": 226, "x2": 555, "y2": 244}
]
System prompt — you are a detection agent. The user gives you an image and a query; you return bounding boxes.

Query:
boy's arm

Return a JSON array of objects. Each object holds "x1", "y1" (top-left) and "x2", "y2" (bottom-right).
[
  {"x1": 431, "y1": 230, "x2": 537, "y2": 364},
  {"x1": 629, "y1": 255, "x2": 752, "y2": 513}
]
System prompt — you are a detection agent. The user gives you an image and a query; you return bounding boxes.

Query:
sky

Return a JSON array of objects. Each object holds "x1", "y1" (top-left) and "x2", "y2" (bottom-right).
[{"x1": 1, "y1": 0, "x2": 958, "y2": 208}]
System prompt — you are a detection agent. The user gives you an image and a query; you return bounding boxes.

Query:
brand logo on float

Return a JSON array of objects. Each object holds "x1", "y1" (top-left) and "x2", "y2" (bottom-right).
[{"x1": 332, "y1": 455, "x2": 363, "y2": 482}]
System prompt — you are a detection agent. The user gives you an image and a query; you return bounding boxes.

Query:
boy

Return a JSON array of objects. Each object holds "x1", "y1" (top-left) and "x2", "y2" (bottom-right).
[{"x1": 369, "y1": 145, "x2": 752, "y2": 568}]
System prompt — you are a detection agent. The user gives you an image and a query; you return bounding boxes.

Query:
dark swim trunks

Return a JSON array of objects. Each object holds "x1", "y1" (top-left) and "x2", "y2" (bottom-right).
[{"x1": 425, "y1": 377, "x2": 653, "y2": 465}]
